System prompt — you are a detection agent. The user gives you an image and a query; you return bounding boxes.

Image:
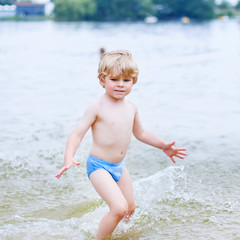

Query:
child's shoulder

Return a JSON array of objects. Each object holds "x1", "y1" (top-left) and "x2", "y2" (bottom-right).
[
  {"x1": 126, "y1": 99, "x2": 136, "y2": 106},
  {"x1": 85, "y1": 97, "x2": 102, "y2": 114},
  {"x1": 126, "y1": 99, "x2": 138, "y2": 112},
  {"x1": 85, "y1": 95, "x2": 108, "y2": 112}
]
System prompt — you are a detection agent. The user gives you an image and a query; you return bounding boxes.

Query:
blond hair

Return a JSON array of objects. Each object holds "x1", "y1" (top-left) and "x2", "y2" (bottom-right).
[{"x1": 98, "y1": 50, "x2": 138, "y2": 84}]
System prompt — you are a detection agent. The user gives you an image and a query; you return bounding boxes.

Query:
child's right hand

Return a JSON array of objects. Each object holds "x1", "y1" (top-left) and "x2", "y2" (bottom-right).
[{"x1": 55, "y1": 158, "x2": 80, "y2": 179}]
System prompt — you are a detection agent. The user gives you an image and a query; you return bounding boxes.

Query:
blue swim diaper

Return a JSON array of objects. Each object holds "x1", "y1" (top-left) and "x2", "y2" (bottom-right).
[{"x1": 86, "y1": 155, "x2": 125, "y2": 182}]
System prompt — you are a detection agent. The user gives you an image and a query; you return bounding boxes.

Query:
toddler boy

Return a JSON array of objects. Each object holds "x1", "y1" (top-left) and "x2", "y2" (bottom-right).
[{"x1": 56, "y1": 50, "x2": 187, "y2": 239}]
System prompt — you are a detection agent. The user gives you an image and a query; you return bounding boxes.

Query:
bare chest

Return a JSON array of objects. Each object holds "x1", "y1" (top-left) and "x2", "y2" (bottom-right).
[{"x1": 95, "y1": 104, "x2": 135, "y2": 132}]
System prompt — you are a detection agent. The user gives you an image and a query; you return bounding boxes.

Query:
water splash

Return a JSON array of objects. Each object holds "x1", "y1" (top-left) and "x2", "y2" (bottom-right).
[
  {"x1": 75, "y1": 166, "x2": 187, "y2": 237},
  {"x1": 134, "y1": 166, "x2": 186, "y2": 212}
]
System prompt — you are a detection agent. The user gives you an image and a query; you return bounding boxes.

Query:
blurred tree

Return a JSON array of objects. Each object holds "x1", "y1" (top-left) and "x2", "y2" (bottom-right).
[
  {"x1": 111, "y1": 0, "x2": 139, "y2": 20},
  {"x1": 218, "y1": 0, "x2": 231, "y2": 9},
  {"x1": 236, "y1": 0, "x2": 240, "y2": 9},
  {"x1": 153, "y1": 0, "x2": 215, "y2": 19},
  {"x1": 93, "y1": 0, "x2": 113, "y2": 20},
  {"x1": 94, "y1": 0, "x2": 153, "y2": 20},
  {"x1": 54, "y1": 0, "x2": 96, "y2": 20},
  {"x1": 53, "y1": 0, "x2": 217, "y2": 21},
  {"x1": 0, "y1": 0, "x2": 14, "y2": 4},
  {"x1": 216, "y1": 0, "x2": 235, "y2": 17},
  {"x1": 139, "y1": 0, "x2": 154, "y2": 17}
]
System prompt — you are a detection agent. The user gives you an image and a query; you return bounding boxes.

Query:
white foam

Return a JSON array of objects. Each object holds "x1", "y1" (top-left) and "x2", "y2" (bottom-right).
[{"x1": 134, "y1": 166, "x2": 186, "y2": 211}]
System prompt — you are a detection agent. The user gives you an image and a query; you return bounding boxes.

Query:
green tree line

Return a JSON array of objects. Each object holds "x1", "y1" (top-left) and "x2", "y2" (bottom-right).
[
  {"x1": 53, "y1": 0, "x2": 214, "y2": 21},
  {"x1": 1, "y1": 0, "x2": 239, "y2": 21},
  {"x1": 53, "y1": 0, "x2": 240, "y2": 21}
]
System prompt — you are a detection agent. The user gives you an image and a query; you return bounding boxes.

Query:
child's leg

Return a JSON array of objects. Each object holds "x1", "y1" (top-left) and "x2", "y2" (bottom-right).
[
  {"x1": 117, "y1": 168, "x2": 135, "y2": 222},
  {"x1": 90, "y1": 169, "x2": 128, "y2": 239}
]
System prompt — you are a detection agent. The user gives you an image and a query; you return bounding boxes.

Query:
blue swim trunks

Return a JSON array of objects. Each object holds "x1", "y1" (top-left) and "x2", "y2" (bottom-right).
[{"x1": 86, "y1": 155, "x2": 125, "y2": 182}]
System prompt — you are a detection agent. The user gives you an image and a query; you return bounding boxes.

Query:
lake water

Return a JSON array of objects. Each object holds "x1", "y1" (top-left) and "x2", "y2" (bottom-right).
[{"x1": 0, "y1": 19, "x2": 240, "y2": 240}]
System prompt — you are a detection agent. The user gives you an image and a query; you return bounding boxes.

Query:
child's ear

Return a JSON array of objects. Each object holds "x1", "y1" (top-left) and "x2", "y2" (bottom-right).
[{"x1": 99, "y1": 75, "x2": 105, "y2": 88}]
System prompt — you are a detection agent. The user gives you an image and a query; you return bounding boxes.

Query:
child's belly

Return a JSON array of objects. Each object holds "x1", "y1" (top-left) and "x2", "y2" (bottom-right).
[{"x1": 90, "y1": 139, "x2": 130, "y2": 163}]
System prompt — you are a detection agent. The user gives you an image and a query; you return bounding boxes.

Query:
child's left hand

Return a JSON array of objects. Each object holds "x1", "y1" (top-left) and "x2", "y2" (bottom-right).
[{"x1": 162, "y1": 141, "x2": 187, "y2": 163}]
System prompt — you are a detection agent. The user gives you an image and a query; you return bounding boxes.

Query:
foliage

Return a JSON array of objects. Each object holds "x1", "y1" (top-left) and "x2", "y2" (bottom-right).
[
  {"x1": 216, "y1": 0, "x2": 236, "y2": 17},
  {"x1": 217, "y1": 0, "x2": 231, "y2": 9},
  {"x1": 236, "y1": 1, "x2": 240, "y2": 9},
  {"x1": 0, "y1": 0, "x2": 14, "y2": 4},
  {"x1": 91, "y1": 0, "x2": 153, "y2": 21},
  {"x1": 54, "y1": 0, "x2": 96, "y2": 21},
  {"x1": 53, "y1": 0, "x2": 218, "y2": 21},
  {"x1": 153, "y1": 0, "x2": 215, "y2": 19}
]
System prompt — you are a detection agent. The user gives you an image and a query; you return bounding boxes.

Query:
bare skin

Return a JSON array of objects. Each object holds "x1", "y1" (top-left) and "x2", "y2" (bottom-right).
[{"x1": 56, "y1": 74, "x2": 187, "y2": 239}]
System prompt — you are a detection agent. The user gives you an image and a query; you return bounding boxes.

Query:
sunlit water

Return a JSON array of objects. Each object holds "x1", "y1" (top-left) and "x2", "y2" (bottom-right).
[{"x1": 0, "y1": 19, "x2": 240, "y2": 240}]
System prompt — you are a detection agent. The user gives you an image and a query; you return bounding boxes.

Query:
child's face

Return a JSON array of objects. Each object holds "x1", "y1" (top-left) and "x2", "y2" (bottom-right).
[{"x1": 100, "y1": 74, "x2": 134, "y2": 100}]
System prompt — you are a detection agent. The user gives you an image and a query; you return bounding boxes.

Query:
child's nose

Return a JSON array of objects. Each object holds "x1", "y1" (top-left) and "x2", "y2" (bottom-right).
[{"x1": 118, "y1": 80, "x2": 124, "y2": 87}]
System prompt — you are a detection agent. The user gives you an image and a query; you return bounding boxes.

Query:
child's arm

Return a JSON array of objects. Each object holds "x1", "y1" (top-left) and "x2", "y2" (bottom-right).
[
  {"x1": 132, "y1": 110, "x2": 187, "y2": 163},
  {"x1": 55, "y1": 104, "x2": 97, "y2": 178}
]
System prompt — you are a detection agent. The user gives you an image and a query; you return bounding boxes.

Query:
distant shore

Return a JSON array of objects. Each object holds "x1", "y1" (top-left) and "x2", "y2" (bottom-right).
[{"x1": 1, "y1": 14, "x2": 240, "y2": 22}]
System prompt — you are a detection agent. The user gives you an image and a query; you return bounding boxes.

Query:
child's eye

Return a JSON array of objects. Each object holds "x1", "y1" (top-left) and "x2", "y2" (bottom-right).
[
  {"x1": 124, "y1": 79, "x2": 131, "y2": 82},
  {"x1": 111, "y1": 78, "x2": 117, "y2": 81}
]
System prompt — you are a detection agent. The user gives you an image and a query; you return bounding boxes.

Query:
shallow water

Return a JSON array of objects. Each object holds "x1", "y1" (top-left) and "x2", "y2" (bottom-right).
[{"x1": 0, "y1": 19, "x2": 240, "y2": 239}]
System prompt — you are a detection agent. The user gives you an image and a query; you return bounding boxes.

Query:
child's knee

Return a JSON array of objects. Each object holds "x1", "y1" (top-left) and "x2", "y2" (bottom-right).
[
  {"x1": 112, "y1": 202, "x2": 128, "y2": 220},
  {"x1": 123, "y1": 202, "x2": 135, "y2": 223},
  {"x1": 128, "y1": 201, "x2": 136, "y2": 214}
]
